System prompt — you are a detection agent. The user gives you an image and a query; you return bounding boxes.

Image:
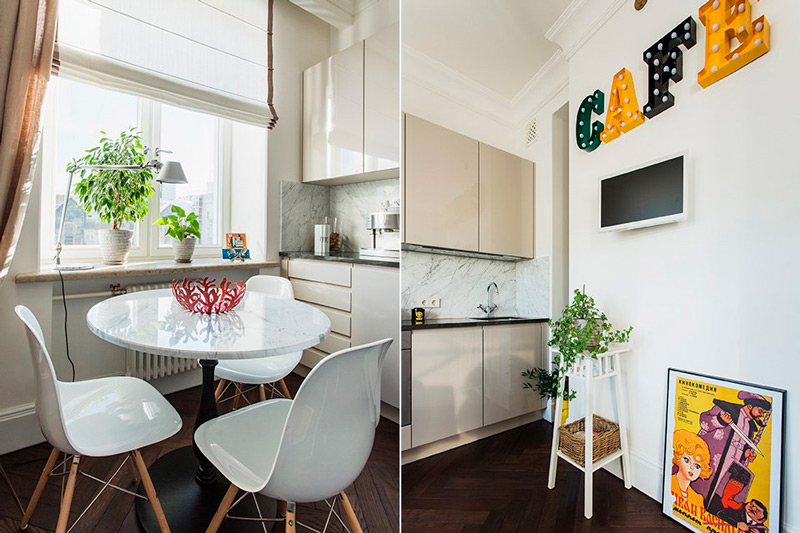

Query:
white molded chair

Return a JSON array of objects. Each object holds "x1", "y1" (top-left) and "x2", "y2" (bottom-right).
[
  {"x1": 214, "y1": 276, "x2": 300, "y2": 406},
  {"x1": 15, "y1": 305, "x2": 182, "y2": 533},
  {"x1": 196, "y1": 338, "x2": 393, "y2": 533}
]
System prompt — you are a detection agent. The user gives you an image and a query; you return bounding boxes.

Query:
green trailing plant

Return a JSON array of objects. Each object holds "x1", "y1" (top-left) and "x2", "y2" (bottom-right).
[
  {"x1": 522, "y1": 367, "x2": 561, "y2": 402},
  {"x1": 69, "y1": 128, "x2": 154, "y2": 230},
  {"x1": 155, "y1": 205, "x2": 201, "y2": 242},
  {"x1": 537, "y1": 288, "x2": 632, "y2": 401}
]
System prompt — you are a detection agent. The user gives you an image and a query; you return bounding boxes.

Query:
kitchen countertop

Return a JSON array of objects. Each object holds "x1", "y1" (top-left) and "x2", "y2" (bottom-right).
[
  {"x1": 280, "y1": 251, "x2": 399, "y2": 268},
  {"x1": 402, "y1": 317, "x2": 549, "y2": 331}
]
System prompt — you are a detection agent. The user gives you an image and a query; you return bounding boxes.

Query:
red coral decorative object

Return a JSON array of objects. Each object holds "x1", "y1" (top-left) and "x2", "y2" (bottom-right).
[{"x1": 171, "y1": 277, "x2": 246, "y2": 314}]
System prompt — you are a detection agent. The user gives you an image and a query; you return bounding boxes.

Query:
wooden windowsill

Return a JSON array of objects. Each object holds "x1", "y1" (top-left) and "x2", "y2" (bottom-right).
[{"x1": 15, "y1": 258, "x2": 280, "y2": 284}]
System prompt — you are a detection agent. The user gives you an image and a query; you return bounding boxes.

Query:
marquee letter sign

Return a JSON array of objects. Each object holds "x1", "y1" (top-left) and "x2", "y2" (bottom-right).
[
  {"x1": 576, "y1": 90, "x2": 605, "y2": 152},
  {"x1": 643, "y1": 17, "x2": 697, "y2": 119},
  {"x1": 697, "y1": 0, "x2": 770, "y2": 88},
  {"x1": 602, "y1": 68, "x2": 644, "y2": 143},
  {"x1": 576, "y1": 1, "x2": 771, "y2": 154}
]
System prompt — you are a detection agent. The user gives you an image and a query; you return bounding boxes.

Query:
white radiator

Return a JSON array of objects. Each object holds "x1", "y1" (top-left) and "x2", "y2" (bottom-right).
[{"x1": 125, "y1": 282, "x2": 199, "y2": 381}]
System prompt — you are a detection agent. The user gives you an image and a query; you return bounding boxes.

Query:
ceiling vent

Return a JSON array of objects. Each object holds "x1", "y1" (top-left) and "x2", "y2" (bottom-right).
[{"x1": 525, "y1": 117, "x2": 538, "y2": 146}]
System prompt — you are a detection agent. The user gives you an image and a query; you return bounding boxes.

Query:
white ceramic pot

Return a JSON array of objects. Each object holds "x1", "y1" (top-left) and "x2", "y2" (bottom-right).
[
  {"x1": 99, "y1": 229, "x2": 134, "y2": 265},
  {"x1": 173, "y1": 236, "x2": 197, "y2": 263}
]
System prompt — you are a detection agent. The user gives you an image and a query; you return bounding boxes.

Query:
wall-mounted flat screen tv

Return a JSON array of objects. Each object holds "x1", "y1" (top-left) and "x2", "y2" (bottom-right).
[{"x1": 599, "y1": 153, "x2": 686, "y2": 232}]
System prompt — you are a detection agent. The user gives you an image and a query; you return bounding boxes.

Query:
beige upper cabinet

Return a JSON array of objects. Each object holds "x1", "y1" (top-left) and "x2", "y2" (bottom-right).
[
  {"x1": 364, "y1": 24, "x2": 399, "y2": 173},
  {"x1": 479, "y1": 144, "x2": 535, "y2": 258},
  {"x1": 404, "y1": 114, "x2": 479, "y2": 251},
  {"x1": 303, "y1": 42, "x2": 365, "y2": 182}
]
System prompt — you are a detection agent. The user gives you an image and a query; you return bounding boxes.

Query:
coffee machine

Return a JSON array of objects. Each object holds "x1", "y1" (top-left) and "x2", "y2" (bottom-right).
[{"x1": 360, "y1": 201, "x2": 400, "y2": 259}]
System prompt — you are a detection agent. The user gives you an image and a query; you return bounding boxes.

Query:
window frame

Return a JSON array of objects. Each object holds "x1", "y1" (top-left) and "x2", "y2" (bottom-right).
[{"x1": 39, "y1": 77, "x2": 231, "y2": 264}]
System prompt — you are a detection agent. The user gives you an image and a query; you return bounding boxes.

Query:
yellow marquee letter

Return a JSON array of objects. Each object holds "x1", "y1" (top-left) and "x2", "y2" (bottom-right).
[
  {"x1": 601, "y1": 68, "x2": 644, "y2": 144},
  {"x1": 697, "y1": 0, "x2": 769, "y2": 88}
]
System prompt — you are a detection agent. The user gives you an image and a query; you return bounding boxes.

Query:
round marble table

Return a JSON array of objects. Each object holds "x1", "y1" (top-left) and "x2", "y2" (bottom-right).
[{"x1": 87, "y1": 288, "x2": 330, "y2": 533}]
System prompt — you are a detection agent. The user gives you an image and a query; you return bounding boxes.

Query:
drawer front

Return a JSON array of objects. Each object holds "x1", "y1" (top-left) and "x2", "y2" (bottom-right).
[
  {"x1": 288, "y1": 259, "x2": 352, "y2": 287},
  {"x1": 307, "y1": 303, "x2": 351, "y2": 336},
  {"x1": 292, "y1": 279, "x2": 352, "y2": 312},
  {"x1": 301, "y1": 347, "x2": 327, "y2": 369},
  {"x1": 401, "y1": 425, "x2": 411, "y2": 451},
  {"x1": 317, "y1": 332, "x2": 351, "y2": 355}
]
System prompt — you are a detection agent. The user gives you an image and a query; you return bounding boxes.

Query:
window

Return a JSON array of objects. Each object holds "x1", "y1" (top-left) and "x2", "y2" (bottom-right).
[{"x1": 40, "y1": 77, "x2": 249, "y2": 262}]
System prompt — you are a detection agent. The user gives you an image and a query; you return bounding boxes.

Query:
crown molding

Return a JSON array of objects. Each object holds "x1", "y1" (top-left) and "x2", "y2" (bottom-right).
[
  {"x1": 289, "y1": 0, "x2": 354, "y2": 29},
  {"x1": 545, "y1": 0, "x2": 627, "y2": 59},
  {"x1": 402, "y1": 44, "x2": 516, "y2": 127},
  {"x1": 511, "y1": 49, "x2": 569, "y2": 127}
]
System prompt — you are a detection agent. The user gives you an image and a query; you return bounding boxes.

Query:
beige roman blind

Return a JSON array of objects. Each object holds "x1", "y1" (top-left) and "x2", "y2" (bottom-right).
[{"x1": 56, "y1": 0, "x2": 274, "y2": 127}]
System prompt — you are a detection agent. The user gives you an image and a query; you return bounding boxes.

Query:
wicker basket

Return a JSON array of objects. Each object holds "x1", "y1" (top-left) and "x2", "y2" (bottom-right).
[{"x1": 558, "y1": 414, "x2": 620, "y2": 467}]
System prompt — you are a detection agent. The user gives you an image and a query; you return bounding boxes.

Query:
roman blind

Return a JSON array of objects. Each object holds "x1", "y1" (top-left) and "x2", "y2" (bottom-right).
[{"x1": 56, "y1": 0, "x2": 274, "y2": 127}]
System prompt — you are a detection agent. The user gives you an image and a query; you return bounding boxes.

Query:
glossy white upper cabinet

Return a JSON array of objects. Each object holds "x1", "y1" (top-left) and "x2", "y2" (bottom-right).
[
  {"x1": 303, "y1": 42, "x2": 364, "y2": 182},
  {"x1": 483, "y1": 323, "x2": 545, "y2": 426},
  {"x1": 364, "y1": 24, "x2": 400, "y2": 173},
  {"x1": 479, "y1": 144, "x2": 535, "y2": 258},
  {"x1": 404, "y1": 114, "x2": 480, "y2": 251},
  {"x1": 411, "y1": 327, "x2": 483, "y2": 448}
]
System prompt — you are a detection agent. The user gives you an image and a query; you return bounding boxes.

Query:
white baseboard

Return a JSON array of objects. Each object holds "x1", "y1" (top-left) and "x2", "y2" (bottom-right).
[{"x1": 0, "y1": 402, "x2": 43, "y2": 455}]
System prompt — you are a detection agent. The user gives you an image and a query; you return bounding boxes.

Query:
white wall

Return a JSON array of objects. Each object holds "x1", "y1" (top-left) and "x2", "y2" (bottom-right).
[
  {"x1": 562, "y1": 1, "x2": 798, "y2": 528},
  {"x1": 266, "y1": 0, "x2": 331, "y2": 260}
]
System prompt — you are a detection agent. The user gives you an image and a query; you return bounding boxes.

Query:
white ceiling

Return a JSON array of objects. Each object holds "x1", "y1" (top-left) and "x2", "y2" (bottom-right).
[{"x1": 402, "y1": 0, "x2": 571, "y2": 100}]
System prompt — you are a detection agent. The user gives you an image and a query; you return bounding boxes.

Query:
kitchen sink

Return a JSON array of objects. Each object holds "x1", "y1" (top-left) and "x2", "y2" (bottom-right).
[{"x1": 470, "y1": 316, "x2": 525, "y2": 321}]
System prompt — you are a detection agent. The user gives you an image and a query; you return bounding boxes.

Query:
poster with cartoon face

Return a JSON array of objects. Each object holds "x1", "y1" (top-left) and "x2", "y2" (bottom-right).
[{"x1": 663, "y1": 370, "x2": 785, "y2": 533}]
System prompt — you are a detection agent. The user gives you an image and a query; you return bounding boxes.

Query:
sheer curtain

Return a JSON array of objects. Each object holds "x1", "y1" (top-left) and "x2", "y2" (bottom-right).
[{"x1": 0, "y1": 0, "x2": 59, "y2": 287}]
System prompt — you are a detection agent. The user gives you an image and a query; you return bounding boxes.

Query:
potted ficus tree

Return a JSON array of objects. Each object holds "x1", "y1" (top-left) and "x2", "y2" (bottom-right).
[
  {"x1": 69, "y1": 128, "x2": 154, "y2": 265},
  {"x1": 522, "y1": 367, "x2": 561, "y2": 414},
  {"x1": 155, "y1": 205, "x2": 201, "y2": 263},
  {"x1": 526, "y1": 288, "x2": 632, "y2": 401}
]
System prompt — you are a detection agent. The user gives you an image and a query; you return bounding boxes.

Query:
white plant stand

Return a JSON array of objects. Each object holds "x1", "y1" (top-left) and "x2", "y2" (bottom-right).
[{"x1": 547, "y1": 346, "x2": 632, "y2": 519}]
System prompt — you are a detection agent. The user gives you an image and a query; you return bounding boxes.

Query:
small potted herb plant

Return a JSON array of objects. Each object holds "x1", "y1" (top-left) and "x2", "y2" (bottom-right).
[
  {"x1": 155, "y1": 205, "x2": 201, "y2": 263},
  {"x1": 70, "y1": 128, "x2": 154, "y2": 265},
  {"x1": 537, "y1": 288, "x2": 632, "y2": 401}
]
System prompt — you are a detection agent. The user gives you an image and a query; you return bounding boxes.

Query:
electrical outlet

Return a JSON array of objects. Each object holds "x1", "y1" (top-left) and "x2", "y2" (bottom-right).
[{"x1": 420, "y1": 298, "x2": 441, "y2": 308}]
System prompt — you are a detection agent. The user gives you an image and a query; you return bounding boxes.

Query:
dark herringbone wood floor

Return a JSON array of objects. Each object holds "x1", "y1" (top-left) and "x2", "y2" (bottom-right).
[
  {"x1": 402, "y1": 419, "x2": 684, "y2": 532},
  {"x1": 0, "y1": 373, "x2": 399, "y2": 533}
]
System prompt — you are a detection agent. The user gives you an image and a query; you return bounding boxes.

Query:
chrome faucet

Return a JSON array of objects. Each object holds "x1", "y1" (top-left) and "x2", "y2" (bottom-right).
[{"x1": 477, "y1": 282, "x2": 499, "y2": 316}]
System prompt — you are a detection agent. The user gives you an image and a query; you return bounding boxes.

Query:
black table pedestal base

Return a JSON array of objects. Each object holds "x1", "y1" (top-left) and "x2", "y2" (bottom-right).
[{"x1": 137, "y1": 447, "x2": 276, "y2": 533}]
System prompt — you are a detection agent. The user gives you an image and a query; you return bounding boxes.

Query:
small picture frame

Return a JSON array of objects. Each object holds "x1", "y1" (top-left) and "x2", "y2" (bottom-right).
[
  {"x1": 223, "y1": 233, "x2": 250, "y2": 261},
  {"x1": 662, "y1": 369, "x2": 786, "y2": 533}
]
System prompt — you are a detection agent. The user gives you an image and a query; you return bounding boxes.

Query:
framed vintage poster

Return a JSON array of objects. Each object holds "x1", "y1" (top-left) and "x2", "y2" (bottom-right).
[{"x1": 663, "y1": 369, "x2": 786, "y2": 533}]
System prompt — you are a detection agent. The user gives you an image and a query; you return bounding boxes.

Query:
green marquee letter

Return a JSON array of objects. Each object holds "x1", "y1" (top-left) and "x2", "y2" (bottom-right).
[{"x1": 576, "y1": 90, "x2": 605, "y2": 152}]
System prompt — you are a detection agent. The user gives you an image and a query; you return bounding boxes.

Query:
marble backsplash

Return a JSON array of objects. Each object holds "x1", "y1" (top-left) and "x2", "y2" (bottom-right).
[
  {"x1": 280, "y1": 178, "x2": 399, "y2": 252},
  {"x1": 402, "y1": 251, "x2": 550, "y2": 320}
]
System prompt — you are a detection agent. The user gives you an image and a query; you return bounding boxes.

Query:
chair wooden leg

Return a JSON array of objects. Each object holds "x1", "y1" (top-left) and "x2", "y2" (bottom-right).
[
  {"x1": 259, "y1": 384, "x2": 267, "y2": 402},
  {"x1": 286, "y1": 502, "x2": 297, "y2": 533},
  {"x1": 232, "y1": 384, "x2": 242, "y2": 410},
  {"x1": 277, "y1": 500, "x2": 287, "y2": 517},
  {"x1": 206, "y1": 483, "x2": 238, "y2": 533},
  {"x1": 278, "y1": 379, "x2": 292, "y2": 399},
  {"x1": 214, "y1": 379, "x2": 227, "y2": 401},
  {"x1": 338, "y1": 491, "x2": 363, "y2": 533},
  {"x1": 55, "y1": 455, "x2": 80, "y2": 533},
  {"x1": 132, "y1": 450, "x2": 171, "y2": 533},
  {"x1": 20, "y1": 446, "x2": 60, "y2": 529}
]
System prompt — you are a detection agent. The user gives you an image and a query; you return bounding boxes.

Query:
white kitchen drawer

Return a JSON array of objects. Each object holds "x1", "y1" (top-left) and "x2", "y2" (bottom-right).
[
  {"x1": 307, "y1": 303, "x2": 351, "y2": 336},
  {"x1": 401, "y1": 425, "x2": 411, "y2": 451},
  {"x1": 291, "y1": 279, "x2": 352, "y2": 312},
  {"x1": 301, "y1": 347, "x2": 328, "y2": 368},
  {"x1": 288, "y1": 259, "x2": 352, "y2": 287},
  {"x1": 317, "y1": 332, "x2": 351, "y2": 355}
]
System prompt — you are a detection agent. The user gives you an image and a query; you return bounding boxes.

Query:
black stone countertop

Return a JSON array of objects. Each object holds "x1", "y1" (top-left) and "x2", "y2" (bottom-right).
[
  {"x1": 279, "y1": 251, "x2": 399, "y2": 268},
  {"x1": 402, "y1": 317, "x2": 549, "y2": 331}
]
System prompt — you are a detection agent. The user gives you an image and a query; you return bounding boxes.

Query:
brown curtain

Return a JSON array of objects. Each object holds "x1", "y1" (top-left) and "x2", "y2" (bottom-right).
[
  {"x1": 267, "y1": 0, "x2": 278, "y2": 129},
  {"x1": 0, "y1": 0, "x2": 58, "y2": 287}
]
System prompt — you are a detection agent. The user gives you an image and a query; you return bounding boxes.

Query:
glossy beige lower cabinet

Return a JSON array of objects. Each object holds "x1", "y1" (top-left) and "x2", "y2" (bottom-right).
[
  {"x1": 479, "y1": 144, "x2": 535, "y2": 258},
  {"x1": 411, "y1": 327, "x2": 483, "y2": 448},
  {"x1": 404, "y1": 114, "x2": 479, "y2": 251},
  {"x1": 483, "y1": 323, "x2": 545, "y2": 426}
]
